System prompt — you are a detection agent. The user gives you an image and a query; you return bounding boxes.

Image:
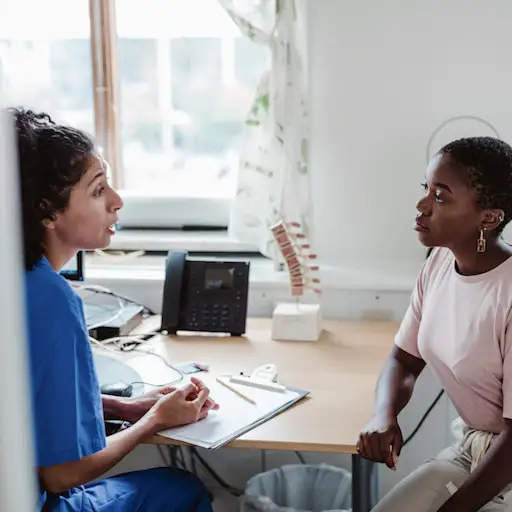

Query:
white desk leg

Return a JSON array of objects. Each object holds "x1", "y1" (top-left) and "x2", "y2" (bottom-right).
[{"x1": 352, "y1": 454, "x2": 378, "y2": 512}]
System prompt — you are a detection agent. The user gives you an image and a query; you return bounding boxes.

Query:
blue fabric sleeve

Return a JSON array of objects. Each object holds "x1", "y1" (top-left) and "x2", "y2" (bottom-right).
[{"x1": 27, "y1": 273, "x2": 106, "y2": 468}]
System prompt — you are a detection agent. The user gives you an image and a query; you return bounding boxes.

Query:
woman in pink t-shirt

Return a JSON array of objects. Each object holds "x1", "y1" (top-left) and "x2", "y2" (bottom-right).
[{"x1": 358, "y1": 137, "x2": 512, "y2": 512}]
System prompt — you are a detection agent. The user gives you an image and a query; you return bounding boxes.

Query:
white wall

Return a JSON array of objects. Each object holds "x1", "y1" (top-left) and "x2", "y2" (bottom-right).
[
  {"x1": 98, "y1": 2, "x2": 512, "y2": 510},
  {"x1": 310, "y1": 0, "x2": 512, "y2": 271}
]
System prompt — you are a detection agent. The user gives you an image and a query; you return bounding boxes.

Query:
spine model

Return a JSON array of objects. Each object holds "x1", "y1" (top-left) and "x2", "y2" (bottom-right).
[{"x1": 270, "y1": 220, "x2": 321, "y2": 297}]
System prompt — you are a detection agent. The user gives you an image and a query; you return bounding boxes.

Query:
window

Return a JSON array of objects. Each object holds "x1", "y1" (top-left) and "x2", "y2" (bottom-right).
[
  {"x1": 0, "y1": 1, "x2": 94, "y2": 134},
  {"x1": 115, "y1": 0, "x2": 268, "y2": 210},
  {"x1": 0, "y1": 0, "x2": 268, "y2": 230}
]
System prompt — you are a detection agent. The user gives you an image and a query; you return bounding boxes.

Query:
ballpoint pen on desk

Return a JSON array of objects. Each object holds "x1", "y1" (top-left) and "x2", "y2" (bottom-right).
[{"x1": 216, "y1": 377, "x2": 257, "y2": 405}]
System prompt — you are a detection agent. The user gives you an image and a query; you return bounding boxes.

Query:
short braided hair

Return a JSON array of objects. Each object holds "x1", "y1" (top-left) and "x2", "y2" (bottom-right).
[
  {"x1": 9, "y1": 107, "x2": 95, "y2": 270},
  {"x1": 440, "y1": 136, "x2": 512, "y2": 231}
]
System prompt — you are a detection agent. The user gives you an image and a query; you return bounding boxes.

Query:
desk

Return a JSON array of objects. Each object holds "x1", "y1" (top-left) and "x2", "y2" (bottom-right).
[{"x1": 126, "y1": 316, "x2": 397, "y2": 511}]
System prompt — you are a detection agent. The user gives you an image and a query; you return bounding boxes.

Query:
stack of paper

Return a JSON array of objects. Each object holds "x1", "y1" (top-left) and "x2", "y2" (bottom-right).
[{"x1": 157, "y1": 377, "x2": 308, "y2": 449}]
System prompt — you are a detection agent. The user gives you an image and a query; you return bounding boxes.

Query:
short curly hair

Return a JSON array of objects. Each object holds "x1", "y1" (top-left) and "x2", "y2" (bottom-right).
[
  {"x1": 10, "y1": 108, "x2": 95, "y2": 270},
  {"x1": 440, "y1": 136, "x2": 512, "y2": 232}
]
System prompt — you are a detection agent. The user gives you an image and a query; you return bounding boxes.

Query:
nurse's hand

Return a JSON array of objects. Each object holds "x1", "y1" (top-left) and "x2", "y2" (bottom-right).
[
  {"x1": 120, "y1": 378, "x2": 218, "y2": 423},
  {"x1": 147, "y1": 378, "x2": 219, "y2": 432},
  {"x1": 144, "y1": 385, "x2": 178, "y2": 399}
]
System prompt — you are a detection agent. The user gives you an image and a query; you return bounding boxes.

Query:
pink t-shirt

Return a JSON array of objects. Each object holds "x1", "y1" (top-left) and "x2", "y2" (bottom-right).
[{"x1": 396, "y1": 247, "x2": 512, "y2": 433}]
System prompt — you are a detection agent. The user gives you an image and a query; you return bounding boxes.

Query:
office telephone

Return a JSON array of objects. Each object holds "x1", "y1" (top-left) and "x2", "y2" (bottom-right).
[{"x1": 161, "y1": 251, "x2": 250, "y2": 336}]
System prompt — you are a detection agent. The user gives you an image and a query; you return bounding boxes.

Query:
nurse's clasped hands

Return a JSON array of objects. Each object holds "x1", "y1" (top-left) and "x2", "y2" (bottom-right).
[{"x1": 146, "y1": 377, "x2": 219, "y2": 433}]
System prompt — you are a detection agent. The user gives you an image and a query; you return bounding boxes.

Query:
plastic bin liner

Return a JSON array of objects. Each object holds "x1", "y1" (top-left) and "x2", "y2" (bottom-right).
[{"x1": 241, "y1": 463, "x2": 352, "y2": 512}]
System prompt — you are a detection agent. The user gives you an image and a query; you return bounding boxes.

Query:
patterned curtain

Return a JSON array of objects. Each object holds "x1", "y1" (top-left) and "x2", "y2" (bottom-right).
[{"x1": 219, "y1": 0, "x2": 310, "y2": 258}]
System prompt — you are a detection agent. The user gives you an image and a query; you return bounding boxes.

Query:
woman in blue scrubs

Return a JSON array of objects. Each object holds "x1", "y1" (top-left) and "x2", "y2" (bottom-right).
[{"x1": 14, "y1": 107, "x2": 217, "y2": 511}]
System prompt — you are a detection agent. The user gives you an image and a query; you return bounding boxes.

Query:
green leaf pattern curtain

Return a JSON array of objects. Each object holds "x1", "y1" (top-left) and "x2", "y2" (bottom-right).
[{"x1": 219, "y1": 0, "x2": 310, "y2": 257}]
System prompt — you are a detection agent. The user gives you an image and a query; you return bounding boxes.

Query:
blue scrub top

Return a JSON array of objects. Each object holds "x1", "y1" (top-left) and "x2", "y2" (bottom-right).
[
  {"x1": 24, "y1": 257, "x2": 214, "y2": 512},
  {"x1": 24, "y1": 257, "x2": 106, "y2": 490}
]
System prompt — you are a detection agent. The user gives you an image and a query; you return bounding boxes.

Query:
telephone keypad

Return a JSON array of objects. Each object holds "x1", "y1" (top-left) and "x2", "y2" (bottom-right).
[{"x1": 185, "y1": 303, "x2": 244, "y2": 332}]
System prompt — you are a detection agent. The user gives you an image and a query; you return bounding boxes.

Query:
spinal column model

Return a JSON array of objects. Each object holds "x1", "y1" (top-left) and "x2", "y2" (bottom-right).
[{"x1": 270, "y1": 220, "x2": 321, "y2": 297}]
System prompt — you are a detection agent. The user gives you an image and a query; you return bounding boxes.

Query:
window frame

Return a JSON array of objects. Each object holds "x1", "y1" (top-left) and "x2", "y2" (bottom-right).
[{"x1": 89, "y1": 0, "x2": 122, "y2": 189}]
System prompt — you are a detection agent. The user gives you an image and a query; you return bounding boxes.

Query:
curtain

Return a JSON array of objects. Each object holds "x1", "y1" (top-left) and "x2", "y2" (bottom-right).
[{"x1": 219, "y1": 0, "x2": 310, "y2": 258}]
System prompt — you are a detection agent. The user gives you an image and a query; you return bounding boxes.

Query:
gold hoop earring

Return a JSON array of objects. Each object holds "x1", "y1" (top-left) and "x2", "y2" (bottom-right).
[{"x1": 477, "y1": 229, "x2": 486, "y2": 253}]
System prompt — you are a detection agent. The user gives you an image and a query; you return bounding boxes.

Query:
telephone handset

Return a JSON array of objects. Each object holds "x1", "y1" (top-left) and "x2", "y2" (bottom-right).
[{"x1": 161, "y1": 251, "x2": 250, "y2": 336}]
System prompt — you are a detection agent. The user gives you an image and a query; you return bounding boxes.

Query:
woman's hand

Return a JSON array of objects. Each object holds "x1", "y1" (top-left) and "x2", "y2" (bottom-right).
[
  {"x1": 116, "y1": 377, "x2": 219, "y2": 424},
  {"x1": 144, "y1": 385, "x2": 178, "y2": 399},
  {"x1": 147, "y1": 378, "x2": 219, "y2": 432},
  {"x1": 357, "y1": 414, "x2": 403, "y2": 470}
]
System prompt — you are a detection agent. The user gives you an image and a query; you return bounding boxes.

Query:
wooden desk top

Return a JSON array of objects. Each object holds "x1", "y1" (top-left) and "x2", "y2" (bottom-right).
[{"x1": 131, "y1": 317, "x2": 397, "y2": 454}]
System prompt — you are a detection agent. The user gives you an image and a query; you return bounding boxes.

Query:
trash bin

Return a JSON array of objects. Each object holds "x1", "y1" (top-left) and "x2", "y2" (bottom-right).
[{"x1": 240, "y1": 463, "x2": 352, "y2": 512}]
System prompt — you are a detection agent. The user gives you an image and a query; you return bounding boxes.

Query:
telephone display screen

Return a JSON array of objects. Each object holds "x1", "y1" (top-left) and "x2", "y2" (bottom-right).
[{"x1": 204, "y1": 268, "x2": 234, "y2": 290}]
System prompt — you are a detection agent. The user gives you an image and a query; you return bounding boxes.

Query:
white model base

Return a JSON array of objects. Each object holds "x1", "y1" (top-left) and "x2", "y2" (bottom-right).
[{"x1": 271, "y1": 302, "x2": 322, "y2": 342}]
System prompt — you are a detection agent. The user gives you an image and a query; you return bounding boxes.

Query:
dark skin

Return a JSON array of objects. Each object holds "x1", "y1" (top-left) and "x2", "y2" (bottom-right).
[{"x1": 357, "y1": 153, "x2": 512, "y2": 512}]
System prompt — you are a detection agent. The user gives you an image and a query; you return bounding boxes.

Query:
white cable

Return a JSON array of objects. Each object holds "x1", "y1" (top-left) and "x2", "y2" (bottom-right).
[
  {"x1": 128, "y1": 346, "x2": 184, "y2": 388},
  {"x1": 90, "y1": 333, "x2": 185, "y2": 388},
  {"x1": 89, "y1": 336, "x2": 119, "y2": 354}
]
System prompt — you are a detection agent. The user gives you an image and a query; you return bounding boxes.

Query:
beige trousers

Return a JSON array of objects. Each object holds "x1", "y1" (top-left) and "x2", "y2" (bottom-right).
[
  {"x1": 371, "y1": 446, "x2": 507, "y2": 512},
  {"x1": 371, "y1": 419, "x2": 510, "y2": 512}
]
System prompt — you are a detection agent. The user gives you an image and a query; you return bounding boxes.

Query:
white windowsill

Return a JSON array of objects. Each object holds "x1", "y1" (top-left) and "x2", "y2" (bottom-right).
[
  {"x1": 108, "y1": 229, "x2": 258, "y2": 253},
  {"x1": 117, "y1": 194, "x2": 232, "y2": 230},
  {"x1": 85, "y1": 251, "x2": 418, "y2": 292}
]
